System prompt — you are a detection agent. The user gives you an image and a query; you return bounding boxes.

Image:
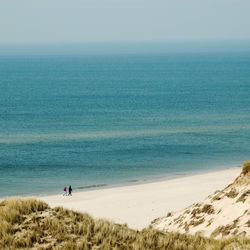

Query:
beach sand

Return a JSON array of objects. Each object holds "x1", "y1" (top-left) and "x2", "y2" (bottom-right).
[{"x1": 40, "y1": 167, "x2": 241, "y2": 230}]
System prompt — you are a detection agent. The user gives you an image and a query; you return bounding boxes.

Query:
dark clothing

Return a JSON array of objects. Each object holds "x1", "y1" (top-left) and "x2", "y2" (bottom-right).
[{"x1": 69, "y1": 186, "x2": 72, "y2": 195}]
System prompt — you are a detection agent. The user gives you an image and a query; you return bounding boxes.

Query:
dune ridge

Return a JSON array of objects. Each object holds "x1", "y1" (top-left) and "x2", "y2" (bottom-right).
[{"x1": 152, "y1": 162, "x2": 250, "y2": 239}]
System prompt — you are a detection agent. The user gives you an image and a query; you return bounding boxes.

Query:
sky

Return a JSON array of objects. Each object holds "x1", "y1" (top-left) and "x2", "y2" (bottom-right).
[{"x1": 1, "y1": 0, "x2": 250, "y2": 45}]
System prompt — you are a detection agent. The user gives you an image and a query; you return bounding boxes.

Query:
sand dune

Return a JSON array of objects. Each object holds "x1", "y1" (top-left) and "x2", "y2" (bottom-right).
[{"x1": 152, "y1": 163, "x2": 250, "y2": 238}]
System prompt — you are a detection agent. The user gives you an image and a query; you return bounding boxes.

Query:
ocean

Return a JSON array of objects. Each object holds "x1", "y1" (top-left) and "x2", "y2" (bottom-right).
[{"x1": 1, "y1": 51, "x2": 250, "y2": 197}]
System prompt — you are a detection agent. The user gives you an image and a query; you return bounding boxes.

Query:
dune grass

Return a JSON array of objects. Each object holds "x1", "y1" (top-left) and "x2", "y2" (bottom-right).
[
  {"x1": 242, "y1": 161, "x2": 250, "y2": 175},
  {"x1": 0, "y1": 198, "x2": 249, "y2": 249}
]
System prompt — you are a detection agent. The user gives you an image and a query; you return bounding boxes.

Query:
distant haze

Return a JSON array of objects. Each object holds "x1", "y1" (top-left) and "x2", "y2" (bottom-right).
[
  {"x1": 1, "y1": 0, "x2": 250, "y2": 44},
  {"x1": 1, "y1": 41, "x2": 250, "y2": 56}
]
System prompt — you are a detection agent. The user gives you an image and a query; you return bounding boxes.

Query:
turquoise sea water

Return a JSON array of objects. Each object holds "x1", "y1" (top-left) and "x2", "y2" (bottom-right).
[{"x1": 1, "y1": 52, "x2": 250, "y2": 197}]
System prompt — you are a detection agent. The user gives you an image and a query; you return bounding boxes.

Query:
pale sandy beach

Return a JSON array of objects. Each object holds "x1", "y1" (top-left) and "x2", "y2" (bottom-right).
[{"x1": 40, "y1": 167, "x2": 241, "y2": 230}]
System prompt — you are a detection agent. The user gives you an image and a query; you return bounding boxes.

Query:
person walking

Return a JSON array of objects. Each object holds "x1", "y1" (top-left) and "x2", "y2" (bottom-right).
[
  {"x1": 69, "y1": 185, "x2": 72, "y2": 196},
  {"x1": 63, "y1": 186, "x2": 67, "y2": 196}
]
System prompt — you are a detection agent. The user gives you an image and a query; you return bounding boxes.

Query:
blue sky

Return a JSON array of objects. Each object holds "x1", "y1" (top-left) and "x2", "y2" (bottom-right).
[{"x1": 0, "y1": 0, "x2": 250, "y2": 44}]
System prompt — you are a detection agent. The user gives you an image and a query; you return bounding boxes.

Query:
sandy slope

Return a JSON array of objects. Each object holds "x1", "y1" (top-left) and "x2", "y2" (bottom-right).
[
  {"x1": 40, "y1": 168, "x2": 241, "y2": 230},
  {"x1": 152, "y1": 166, "x2": 250, "y2": 238}
]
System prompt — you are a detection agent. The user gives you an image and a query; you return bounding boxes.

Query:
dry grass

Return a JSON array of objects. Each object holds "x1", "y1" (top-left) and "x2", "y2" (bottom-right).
[
  {"x1": 0, "y1": 198, "x2": 249, "y2": 249},
  {"x1": 236, "y1": 190, "x2": 250, "y2": 203},
  {"x1": 211, "y1": 219, "x2": 241, "y2": 238},
  {"x1": 211, "y1": 224, "x2": 237, "y2": 238},
  {"x1": 166, "y1": 212, "x2": 172, "y2": 217},
  {"x1": 191, "y1": 208, "x2": 202, "y2": 218},
  {"x1": 206, "y1": 218, "x2": 214, "y2": 227},
  {"x1": 189, "y1": 218, "x2": 205, "y2": 227},
  {"x1": 212, "y1": 193, "x2": 223, "y2": 201},
  {"x1": 246, "y1": 220, "x2": 250, "y2": 227},
  {"x1": 242, "y1": 161, "x2": 250, "y2": 175},
  {"x1": 201, "y1": 204, "x2": 215, "y2": 215},
  {"x1": 225, "y1": 188, "x2": 239, "y2": 199}
]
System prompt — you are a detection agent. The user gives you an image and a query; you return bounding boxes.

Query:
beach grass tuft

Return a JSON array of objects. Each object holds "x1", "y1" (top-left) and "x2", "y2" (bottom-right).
[
  {"x1": 201, "y1": 204, "x2": 215, "y2": 214},
  {"x1": 225, "y1": 188, "x2": 239, "y2": 198},
  {"x1": 242, "y1": 161, "x2": 250, "y2": 175}
]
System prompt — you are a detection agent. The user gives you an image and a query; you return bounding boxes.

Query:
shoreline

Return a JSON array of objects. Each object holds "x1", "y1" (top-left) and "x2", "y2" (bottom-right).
[
  {"x1": 69, "y1": 164, "x2": 241, "y2": 194},
  {"x1": 1, "y1": 163, "x2": 241, "y2": 199},
  {"x1": 39, "y1": 166, "x2": 241, "y2": 230}
]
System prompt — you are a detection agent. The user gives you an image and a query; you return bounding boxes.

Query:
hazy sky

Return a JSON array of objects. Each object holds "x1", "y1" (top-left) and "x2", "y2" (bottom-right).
[{"x1": 1, "y1": 0, "x2": 250, "y2": 44}]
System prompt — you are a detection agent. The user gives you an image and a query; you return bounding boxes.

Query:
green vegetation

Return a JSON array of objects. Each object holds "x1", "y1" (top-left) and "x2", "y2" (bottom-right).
[{"x1": 0, "y1": 198, "x2": 249, "y2": 249}]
